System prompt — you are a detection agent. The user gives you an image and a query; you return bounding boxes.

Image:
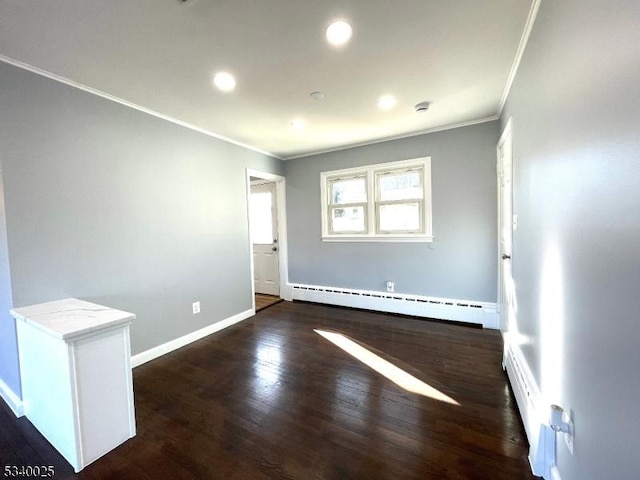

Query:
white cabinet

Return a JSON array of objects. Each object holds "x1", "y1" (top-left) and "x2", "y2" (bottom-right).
[{"x1": 10, "y1": 298, "x2": 136, "y2": 472}]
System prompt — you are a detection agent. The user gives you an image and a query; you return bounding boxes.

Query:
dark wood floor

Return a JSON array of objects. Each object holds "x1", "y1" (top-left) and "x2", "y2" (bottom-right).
[
  {"x1": 0, "y1": 301, "x2": 538, "y2": 480},
  {"x1": 255, "y1": 293, "x2": 283, "y2": 312}
]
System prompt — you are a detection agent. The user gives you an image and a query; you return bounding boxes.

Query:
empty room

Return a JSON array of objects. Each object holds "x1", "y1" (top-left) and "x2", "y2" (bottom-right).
[{"x1": 0, "y1": 1, "x2": 638, "y2": 479}]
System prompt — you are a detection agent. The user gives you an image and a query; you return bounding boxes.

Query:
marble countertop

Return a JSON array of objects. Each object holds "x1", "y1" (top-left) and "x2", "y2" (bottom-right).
[{"x1": 10, "y1": 298, "x2": 135, "y2": 341}]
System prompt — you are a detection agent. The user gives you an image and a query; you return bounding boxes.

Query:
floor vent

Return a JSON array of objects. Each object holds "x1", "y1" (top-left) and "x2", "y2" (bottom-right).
[{"x1": 290, "y1": 283, "x2": 497, "y2": 328}]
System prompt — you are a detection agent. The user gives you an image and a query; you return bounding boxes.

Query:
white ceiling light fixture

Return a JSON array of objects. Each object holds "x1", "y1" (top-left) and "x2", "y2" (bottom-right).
[
  {"x1": 212, "y1": 72, "x2": 236, "y2": 92},
  {"x1": 377, "y1": 95, "x2": 397, "y2": 111},
  {"x1": 325, "y1": 20, "x2": 353, "y2": 47}
]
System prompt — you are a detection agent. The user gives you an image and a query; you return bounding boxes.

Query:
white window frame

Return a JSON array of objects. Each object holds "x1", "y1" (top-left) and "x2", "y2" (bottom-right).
[
  {"x1": 326, "y1": 172, "x2": 369, "y2": 235},
  {"x1": 320, "y1": 157, "x2": 433, "y2": 242}
]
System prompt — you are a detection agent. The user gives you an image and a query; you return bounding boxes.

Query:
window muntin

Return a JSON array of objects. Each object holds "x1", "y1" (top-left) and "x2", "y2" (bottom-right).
[{"x1": 321, "y1": 158, "x2": 432, "y2": 242}]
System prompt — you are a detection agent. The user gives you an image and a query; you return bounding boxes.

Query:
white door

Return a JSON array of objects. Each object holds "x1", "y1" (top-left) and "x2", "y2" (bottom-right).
[
  {"x1": 498, "y1": 121, "x2": 515, "y2": 332},
  {"x1": 250, "y1": 182, "x2": 280, "y2": 296}
]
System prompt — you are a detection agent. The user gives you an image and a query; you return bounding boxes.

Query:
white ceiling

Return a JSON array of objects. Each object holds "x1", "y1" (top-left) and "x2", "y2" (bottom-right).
[{"x1": 0, "y1": 0, "x2": 534, "y2": 159}]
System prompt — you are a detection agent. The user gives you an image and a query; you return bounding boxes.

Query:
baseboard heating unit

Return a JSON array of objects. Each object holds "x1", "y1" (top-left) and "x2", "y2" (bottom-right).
[
  {"x1": 503, "y1": 341, "x2": 557, "y2": 479},
  {"x1": 289, "y1": 283, "x2": 498, "y2": 329}
]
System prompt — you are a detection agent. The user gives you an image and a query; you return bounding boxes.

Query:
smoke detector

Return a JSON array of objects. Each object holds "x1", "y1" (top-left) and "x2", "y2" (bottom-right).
[
  {"x1": 414, "y1": 101, "x2": 431, "y2": 113},
  {"x1": 177, "y1": 0, "x2": 198, "y2": 5}
]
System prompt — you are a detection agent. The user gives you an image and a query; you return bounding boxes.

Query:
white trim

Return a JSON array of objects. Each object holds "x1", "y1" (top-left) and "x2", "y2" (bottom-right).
[
  {"x1": 290, "y1": 283, "x2": 498, "y2": 329},
  {"x1": 0, "y1": 55, "x2": 503, "y2": 163},
  {"x1": 496, "y1": 117, "x2": 513, "y2": 326},
  {"x1": 497, "y1": 118, "x2": 513, "y2": 159},
  {"x1": 0, "y1": 55, "x2": 280, "y2": 160},
  {"x1": 550, "y1": 466, "x2": 563, "y2": 480},
  {"x1": 130, "y1": 308, "x2": 254, "y2": 368},
  {"x1": 497, "y1": 0, "x2": 543, "y2": 115},
  {"x1": 246, "y1": 169, "x2": 291, "y2": 303},
  {"x1": 0, "y1": 376, "x2": 24, "y2": 417},
  {"x1": 283, "y1": 116, "x2": 499, "y2": 161},
  {"x1": 504, "y1": 341, "x2": 543, "y2": 440},
  {"x1": 321, "y1": 235, "x2": 434, "y2": 243},
  {"x1": 503, "y1": 339, "x2": 557, "y2": 479},
  {"x1": 326, "y1": 173, "x2": 369, "y2": 235},
  {"x1": 250, "y1": 178, "x2": 274, "y2": 187}
]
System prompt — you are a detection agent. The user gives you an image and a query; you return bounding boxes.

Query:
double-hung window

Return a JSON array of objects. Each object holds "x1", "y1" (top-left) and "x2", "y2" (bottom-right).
[{"x1": 321, "y1": 157, "x2": 432, "y2": 242}]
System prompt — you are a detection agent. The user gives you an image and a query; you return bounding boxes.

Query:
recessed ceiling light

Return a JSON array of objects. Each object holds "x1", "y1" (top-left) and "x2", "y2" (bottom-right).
[
  {"x1": 213, "y1": 72, "x2": 236, "y2": 92},
  {"x1": 377, "y1": 95, "x2": 397, "y2": 111},
  {"x1": 290, "y1": 119, "x2": 306, "y2": 130},
  {"x1": 325, "y1": 20, "x2": 353, "y2": 47}
]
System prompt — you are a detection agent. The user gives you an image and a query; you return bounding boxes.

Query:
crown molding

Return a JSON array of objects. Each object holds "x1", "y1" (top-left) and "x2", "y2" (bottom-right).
[
  {"x1": 283, "y1": 116, "x2": 500, "y2": 161},
  {"x1": 0, "y1": 55, "x2": 281, "y2": 160},
  {"x1": 498, "y1": 0, "x2": 543, "y2": 115}
]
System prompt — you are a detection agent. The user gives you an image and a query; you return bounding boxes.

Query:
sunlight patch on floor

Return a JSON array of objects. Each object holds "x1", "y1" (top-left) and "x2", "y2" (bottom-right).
[{"x1": 314, "y1": 329, "x2": 460, "y2": 405}]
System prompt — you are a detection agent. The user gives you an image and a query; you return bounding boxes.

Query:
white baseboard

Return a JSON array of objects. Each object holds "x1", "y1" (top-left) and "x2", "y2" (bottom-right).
[
  {"x1": 290, "y1": 283, "x2": 498, "y2": 328},
  {"x1": 504, "y1": 340, "x2": 557, "y2": 479},
  {"x1": 0, "y1": 377, "x2": 24, "y2": 417},
  {"x1": 131, "y1": 308, "x2": 254, "y2": 368}
]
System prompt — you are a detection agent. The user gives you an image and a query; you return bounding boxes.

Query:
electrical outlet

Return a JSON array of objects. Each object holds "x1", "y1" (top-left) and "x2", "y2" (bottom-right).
[
  {"x1": 564, "y1": 410, "x2": 574, "y2": 455},
  {"x1": 192, "y1": 301, "x2": 200, "y2": 314},
  {"x1": 386, "y1": 281, "x2": 394, "y2": 293}
]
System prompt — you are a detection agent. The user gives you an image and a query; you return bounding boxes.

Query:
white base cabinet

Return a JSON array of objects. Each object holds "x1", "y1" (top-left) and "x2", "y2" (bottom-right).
[{"x1": 11, "y1": 298, "x2": 136, "y2": 472}]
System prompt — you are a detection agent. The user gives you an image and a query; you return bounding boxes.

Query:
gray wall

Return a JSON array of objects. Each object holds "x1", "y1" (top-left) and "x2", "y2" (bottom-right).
[
  {"x1": 0, "y1": 62, "x2": 283, "y2": 397},
  {"x1": 501, "y1": 1, "x2": 640, "y2": 479},
  {"x1": 285, "y1": 121, "x2": 499, "y2": 302}
]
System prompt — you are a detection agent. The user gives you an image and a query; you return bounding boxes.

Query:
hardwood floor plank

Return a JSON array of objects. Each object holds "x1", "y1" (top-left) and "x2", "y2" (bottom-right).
[
  {"x1": 0, "y1": 301, "x2": 538, "y2": 479},
  {"x1": 255, "y1": 294, "x2": 283, "y2": 311}
]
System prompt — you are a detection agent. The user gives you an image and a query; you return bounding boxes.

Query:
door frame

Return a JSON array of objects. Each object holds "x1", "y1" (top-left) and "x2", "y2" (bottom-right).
[
  {"x1": 246, "y1": 169, "x2": 291, "y2": 312},
  {"x1": 497, "y1": 118, "x2": 513, "y2": 333}
]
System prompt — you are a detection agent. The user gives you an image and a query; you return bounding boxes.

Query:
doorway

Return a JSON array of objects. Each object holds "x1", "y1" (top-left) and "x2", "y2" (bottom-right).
[
  {"x1": 250, "y1": 180, "x2": 280, "y2": 296},
  {"x1": 246, "y1": 169, "x2": 290, "y2": 312}
]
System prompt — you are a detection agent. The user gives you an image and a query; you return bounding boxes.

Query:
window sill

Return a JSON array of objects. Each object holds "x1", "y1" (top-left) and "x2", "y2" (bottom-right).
[{"x1": 321, "y1": 235, "x2": 433, "y2": 243}]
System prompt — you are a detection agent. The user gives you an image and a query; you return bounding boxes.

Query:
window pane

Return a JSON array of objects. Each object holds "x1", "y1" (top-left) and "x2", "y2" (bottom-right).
[
  {"x1": 331, "y1": 177, "x2": 366, "y2": 204},
  {"x1": 378, "y1": 170, "x2": 422, "y2": 201},
  {"x1": 250, "y1": 191, "x2": 273, "y2": 244},
  {"x1": 331, "y1": 206, "x2": 366, "y2": 232},
  {"x1": 378, "y1": 203, "x2": 421, "y2": 232}
]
